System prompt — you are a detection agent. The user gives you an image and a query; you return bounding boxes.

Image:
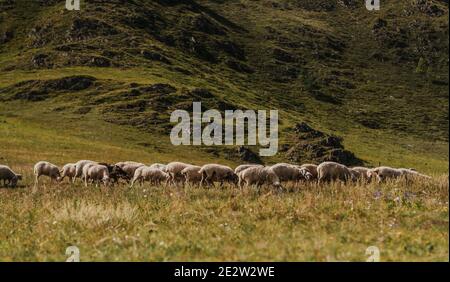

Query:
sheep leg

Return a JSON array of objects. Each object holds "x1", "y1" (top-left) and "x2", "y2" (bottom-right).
[
  {"x1": 238, "y1": 178, "x2": 244, "y2": 190},
  {"x1": 200, "y1": 173, "x2": 207, "y2": 188},
  {"x1": 130, "y1": 176, "x2": 140, "y2": 188},
  {"x1": 34, "y1": 174, "x2": 40, "y2": 188},
  {"x1": 207, "y1": 177, "x2": 214, "y2": 188},
  {"x1": 165, "y1": 175, "x2": 171, "y2": 186}
]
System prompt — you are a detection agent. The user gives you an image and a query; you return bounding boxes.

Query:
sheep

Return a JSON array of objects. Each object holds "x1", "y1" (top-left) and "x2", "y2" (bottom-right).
[
  {"x1": 129, "y1": 166, "x2": 147, "y2": 187},
  {"x1": 270, "y1": 163, "x2": 305, "y2": 183},
  {"x1": 165, "y1": 162, "x2": 192, "y2": 186},
  {"x1": 369, "y1": 166, "x2": 431, "y2": 183},
  {"x1": 149, "y1": 163, "x2": 167, "y2": 171},
  {"x1": 130, "y1": 167, "x2": 169, "y2": 187},
  {"x1": 234, "y1": 164, "x2": 264, "y2": 175},
  {"x1": 115, "y1": 161, "x2": 144, "y2": 168},
  {"x1": 0, "y1": 165, "x2": 22, "y2": 188},
  {"x1": 34, "y1": 161, "x2": 61, "y2": 186},
  {"x1": 74, "y1": 160, "x2": 98, "y2": 183},
  {"x1": 238, "y1": 166, "x2": 281, "y2": 190},
  {"x1": 60, "y1": 163, "x2": 77, "y2": 183},
  {"x1": 81, "y1": 162, "x2": 98, "y2": 185},
  {"x1": 403, "y1": 169, "x2": 432, "y2": 180},
  {"x1": 130, "y1": 166, "x2": 147, "y2": 187},
  {"x1": 115, "y1": 161, "x2": 145, "y2": 180},
  {"x1": 299, "y1": 164, "x2": 318, "y2": 180},
  {"x1": 181, "y1": 165, "x2": 203, "y2": 185},
  {"x1": 199, "y1": 164, "x2": 238, "y2": 187},
  {"x1": 317, "y1": 161, "x2": 355, "y2": 183},
  {"x1": 98, "y1": 163, "x2": 129, "y2": 184},
  {"x1": 351, "y1": 166, "x2": 372, "y2": 182},
  {"x1": 84, "y1": 164, "x2": 110, "y2": 187}
]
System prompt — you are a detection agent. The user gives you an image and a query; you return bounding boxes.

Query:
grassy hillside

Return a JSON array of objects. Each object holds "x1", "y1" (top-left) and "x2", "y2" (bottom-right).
[
  {"x1": 0, "y1": 0, "x2": 448, "y2": 261},
  {"x1": 0, "y1": 0, "x2": 448, "y2": 174}
]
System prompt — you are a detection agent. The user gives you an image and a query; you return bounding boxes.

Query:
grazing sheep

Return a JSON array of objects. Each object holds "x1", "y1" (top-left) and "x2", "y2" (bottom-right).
[
  {"x1": 403, "y1": 169, "x2": 432, "y2": 180},
  {"x1": 34, "y1": 161, "x2": 61, "y2": 186},
  {"x1": 165, "y1": 162, "x2": 191, "y2": 186},
  {"x1": 149, "y1": 163, "x2": 167, "y2": 171},
  {"x1": 130, "y1": 166, "x2": 147, "y2": 187},
  {"x1": 115, "y1": 161, "x2": 145, "y2": 180},
  {"x1": 238, "y1": 166, "x2": 281, "y2": 189},
  {"x1": 270, "y1": 163, "x2": 305, "y2": 183},
  {"x1": 84, "y1": 164, "x2": 110, "y2": 187},
  {"x1": 0, "y1": 165, "x2": 22, "y2": 188},
  {"x1": 369, "y1": 166, "x2": 431, "y2": 183},
  {"x1": 181, "y1": 165, "x2": 203, "y2": 185},
  {"x1": 81, "y1": 162, "x2": 98, "y2": 184},
  {"x1": 115, "y1": 161, "x2": 144, "y2": 168},
  {"x1": 299, "y1": 164, "x2": 318, "y2": 180},
  {"x1": 317, "y1": 161, "x2": 355, "y2": 183},
  {"x1": 351, "y1": 166, "x2": 371, "y2": 182},
  {"x1": 234, "y1": 164, "x2": 264, "y2": 175},
  {"x1": 130, "y1": 167, "x2": 169, "y2": 187},
  {"x1": 74, "y1": 160, "x2": 98, "y2": 183},
  {"x1": 60, "y1": 163, "x2": 77, "y2": 183},
  {"x1": 200, "y1": 164, "x2": 237, "y2": 187},
  {"x1": 98, "y1": 163, "x2": 129, "y2": 184}
]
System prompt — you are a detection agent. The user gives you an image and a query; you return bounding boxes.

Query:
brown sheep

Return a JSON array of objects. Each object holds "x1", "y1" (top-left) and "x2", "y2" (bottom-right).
[{"x1": 0, "y1": 165, "x2": 22, "y2": 188}]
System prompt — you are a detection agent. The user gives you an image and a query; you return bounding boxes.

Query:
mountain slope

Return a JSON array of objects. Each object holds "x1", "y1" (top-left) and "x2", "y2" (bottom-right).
[{"x1": 0, "y1": 0, "x2": 448, "y2": 173}]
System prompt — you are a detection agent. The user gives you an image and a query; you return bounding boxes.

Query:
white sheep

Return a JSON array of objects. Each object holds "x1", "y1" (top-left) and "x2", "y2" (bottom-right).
[
  {"x1": 81, "y1": 162, "x2": 98, "y2": 185},
  {"x1": 149, "y1": 163, "x2": 167, "y2": 171},
  {"x1": 131, "y1": 167, "x2": 169, "y2": 187},
  {"x1": 165, "y1": 162, "x2": 191, "y2": 186},
  {"x1": 317, "y1": 161, "x2": 355, "y2": 183},
  {"x1": 74, "y1": 160, "x2": 98, "y2": 183},
  {"x1": 34, "y1": 161, "x2": 61, "y2": 186},
  {"x1": 199, "y1": 164, "x2": 237, "y2": 187},
  {"x1": 234, "y1": 164, "x2": 264, "y2": 175},
  {"x1": 130, "y1": 166, "x2": 147, "y2": 187},
  {"x1": 85, "y1": 164, "x2": 110, "y2": 187},
  {"x1": 60, "y1": 163, "x2": 77, "y2": 183},
  {"x1": 238, "y1": 166, "x2": 281, "y2": 189},
  {"x1": 181, "y1": 165, "x2": 203, "y2": 185},
  {"x1": 369, "y1": 166, "x2": 431, "y2": 183},
  {"x1": 0, "y1": 165, "x2": 22, "y2": 188},
  {"x1": 351, "y1": 166, "x2": 372, "y2": 182},
  {"x1": 270, "y1": 163, "x2": 305, "y2": 183}
]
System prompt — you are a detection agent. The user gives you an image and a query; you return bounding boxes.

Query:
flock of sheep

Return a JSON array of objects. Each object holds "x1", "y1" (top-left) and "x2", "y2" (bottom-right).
[{"x1": 0, "y1": 159, "x2": 432, "y2": 189}]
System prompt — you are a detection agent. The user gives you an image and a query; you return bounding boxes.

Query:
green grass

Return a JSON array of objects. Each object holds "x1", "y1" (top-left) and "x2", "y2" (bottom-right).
[
  {"x1": 0, "y1": 176, "x2": 447, "y2": 261},
  {"x1": 0, "y1": 0, "x2": 448, "y2": 261}
]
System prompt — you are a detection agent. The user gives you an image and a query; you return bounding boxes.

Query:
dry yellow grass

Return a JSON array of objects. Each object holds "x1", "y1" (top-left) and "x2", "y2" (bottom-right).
[{"x1": 0, "y1": 175, "x2": 447, "y2": 262}]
